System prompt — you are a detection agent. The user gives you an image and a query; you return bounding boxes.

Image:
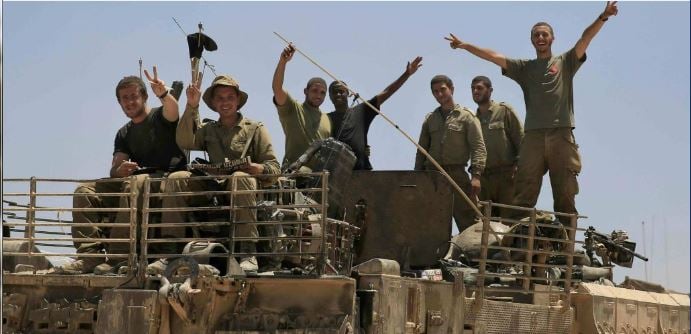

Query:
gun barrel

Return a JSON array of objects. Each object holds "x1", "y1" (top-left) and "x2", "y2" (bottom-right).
[{"x1": 596, "y1": 235, "x2": 649, "y2": 262}]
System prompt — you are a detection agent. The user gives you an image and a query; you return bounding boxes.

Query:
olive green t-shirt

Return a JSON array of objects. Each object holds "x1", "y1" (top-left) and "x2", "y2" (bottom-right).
[
  {"x1": 502, "y1": 48, "x2": 586, "y2": 131},
  {"x1": 274, "y1": 93, "x2": 331, "y2": 167}
]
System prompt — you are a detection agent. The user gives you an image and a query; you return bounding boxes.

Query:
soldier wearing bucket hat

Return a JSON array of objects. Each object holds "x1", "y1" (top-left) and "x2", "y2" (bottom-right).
[{"x1": 161, "y1": 73, "x2": 280, "y2": 273}]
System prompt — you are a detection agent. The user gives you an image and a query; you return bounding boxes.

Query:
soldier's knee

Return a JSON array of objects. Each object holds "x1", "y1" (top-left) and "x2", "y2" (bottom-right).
[
  {"x1": 229, "y1": 171, "x2": 257, "y2": 190},
  {"x1": 167, "y1": 171, "x2": 192, "y2": 180},
  {"x1": 74, "y1": 183, "x2": 96, "y2": 195}
]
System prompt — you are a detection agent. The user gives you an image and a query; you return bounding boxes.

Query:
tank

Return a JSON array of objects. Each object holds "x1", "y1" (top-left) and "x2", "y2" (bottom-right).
[{"x1": 3, "y1": 166, "x2": 688, "y2": 334}]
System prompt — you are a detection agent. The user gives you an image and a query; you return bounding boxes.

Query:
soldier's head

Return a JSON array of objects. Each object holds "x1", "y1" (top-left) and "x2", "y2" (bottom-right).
[
  {"x1": 203, "y1": 75, "x2": 248, "y2": 118},
  {"x1": 430, "y1": 75, "x2": 455, "y2": 108},
  {"x1": 303, "y1": 77, "x2": 327, "y2": 108},
  {"x1": 471, "y1": 76, "x2": 493, "y2": 105},
  {"x1": 328, "y1": 81, "x2": 349, "y2": 109},
  {"x1": 116, "y1": 76, "x2": 148, "y2": 120},
  {"x1": 531, "y1": 22, "x2": 555, "y2": 55}
]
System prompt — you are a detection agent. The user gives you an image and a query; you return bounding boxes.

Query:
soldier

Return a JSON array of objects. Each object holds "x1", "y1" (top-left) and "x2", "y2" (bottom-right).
[
  {"x1": 328, "y1": 56, "x2": 423, "y2": 170},
  {"x1": 163, "y1": 74, "x2": 281, "y2": 272},
  {"x1": 445, "y1": 1, "x2": 619, "y2": 221},
  {"x1": 272, "y1": 43, "x2": 331, "y2": 169},
  {"x1": 470, "y1": 76, "x2": 523, "y2": 218},
  {"x1": 415, "y1": 75, "x2": 487, "y2": 233},
  {"x1": 54, "y1": 68, "x2": 186, "y2": 274}
]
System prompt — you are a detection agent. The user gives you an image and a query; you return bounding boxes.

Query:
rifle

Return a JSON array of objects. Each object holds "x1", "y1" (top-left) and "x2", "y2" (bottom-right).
[
  {"x1": 188, "y1": 157, "x2": 251, "y2": 176},
  {"x1": 584, "y1": 226, "x2": 648, "y2": 268}
]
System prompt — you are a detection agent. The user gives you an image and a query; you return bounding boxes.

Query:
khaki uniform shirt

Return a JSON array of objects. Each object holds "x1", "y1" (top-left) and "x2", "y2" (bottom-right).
[
  {"x1": 275, "y1": 93, "x2": 331, "y2": 167},
  {"x1": 415, "y1": 104, "x2": 486, "y2": 174},
  {"x1": 176, "y1": 105, "x2": 281, "y2": 183},
  {"x1": 503, "y1": 48, "x2": 586, "y2": 131},
  {"x1": 475, "y1": 101, "x2": 524, "y2": 169}
]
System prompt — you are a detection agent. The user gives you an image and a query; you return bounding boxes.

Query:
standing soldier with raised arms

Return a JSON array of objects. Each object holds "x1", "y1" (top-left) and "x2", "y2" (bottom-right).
[
  {"x1": 445, "y1": 2, "x2": 619, "y2": 221},
  {"x1": 272, "y1": 44, "x2": 331, "y2": 170}
]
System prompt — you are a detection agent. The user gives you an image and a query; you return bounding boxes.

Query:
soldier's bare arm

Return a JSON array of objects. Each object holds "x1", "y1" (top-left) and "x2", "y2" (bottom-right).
[
  {"x1": 374, "y1": 56, "x2": 423, "y2": 106},
  {"x1": 176, "y1": 75, "x2": 204, "y2": 150},
  {"x1": 445, "y1": 33, "x2": 508, "y2": 70},
  {"x1": 575, "y1": 1, "x2": 618, "y2": 60},
  {"x1": 444, "y1": 34, "x2": 506, "y2": 69},
  {"x1": 144, "y1": 66, "x2": 179, "y2": 122},
  {"x1": 110, "y1": 152, "x2": 138, "y2": 178},
  {"x1": 272, "y1": 44, "x2": 295, "y2": 107}
]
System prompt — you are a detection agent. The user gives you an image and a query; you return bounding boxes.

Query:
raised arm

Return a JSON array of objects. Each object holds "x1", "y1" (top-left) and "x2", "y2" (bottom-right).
[
  {"x1": 272, "y1": 44, "x2": 295, "y2": 106},
  {"x1": 375, "y1": 56, "x2": 423, "y2": 106},
  {"x1": 575, "y1": 1, "x2": 618, "y2": 59},
  {"x1": 144, "y1": 66, "x2": 179, "y2": 122},
  {"x1": 445, "y1": 33, "x2": 508, "y2": 70},
  {"x1": 176, "y1": 73, "x2": 204, "y2": 150}
]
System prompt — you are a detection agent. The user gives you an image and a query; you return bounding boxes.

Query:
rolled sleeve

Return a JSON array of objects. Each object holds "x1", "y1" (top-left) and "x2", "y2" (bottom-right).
[
  {"x1": 414, "y1": 116, "x2": 431, "y2": 170},
  {"x1": 466, "y1": 116, "x2": 487, "y2": 175},
  {"x1": 501, "y1": 58, "x2": 526, "y2": 83},
  {"x1": 176, "y1": 104, "x2": 204, "y2": 150}
]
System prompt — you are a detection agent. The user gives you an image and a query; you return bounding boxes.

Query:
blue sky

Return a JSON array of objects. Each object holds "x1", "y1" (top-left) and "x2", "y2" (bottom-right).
[{"x1": 3, "y1": 1, "x2": 689, "y2": 291}]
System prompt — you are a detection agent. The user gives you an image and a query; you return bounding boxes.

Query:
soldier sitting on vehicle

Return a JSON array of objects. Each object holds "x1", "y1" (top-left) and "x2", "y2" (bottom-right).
[
  {"x1": 161, "y1": 74, "x2": 280, "y2": 273},
  {"x1": 53, "y1": 68, "x2": 186, "y2": 275}
]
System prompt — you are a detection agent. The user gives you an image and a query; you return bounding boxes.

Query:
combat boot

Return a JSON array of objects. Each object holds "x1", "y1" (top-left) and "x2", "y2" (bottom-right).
[
  {"x1": 146, "y1": 259, "x2": 169, "y2": 276},
  {"x1": 93, "y1": 260, "x2": 128, "y2": 275},
  {"x1": 239, "y1": 242, "x2": 258, "y2": 272},
  {"x1": 51, "y1": 256, "x2": 104, "y2": 275}
]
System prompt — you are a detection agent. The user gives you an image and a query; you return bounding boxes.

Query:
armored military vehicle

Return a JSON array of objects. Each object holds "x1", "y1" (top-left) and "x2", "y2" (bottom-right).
[{"x1": 3, "y1": 155, "x2": 689, "y2": 334}]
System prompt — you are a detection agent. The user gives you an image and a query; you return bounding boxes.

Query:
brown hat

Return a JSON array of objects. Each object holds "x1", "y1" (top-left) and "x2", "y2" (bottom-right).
[{"x1": 202, "y1": 75, "x2": 249, "y2": 111}]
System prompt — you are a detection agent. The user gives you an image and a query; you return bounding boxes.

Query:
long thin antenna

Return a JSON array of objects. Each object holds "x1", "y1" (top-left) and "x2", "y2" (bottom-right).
[
  {"x1": 642, "y1": 220, "x2": 648, "y2": 281},
  {"x1": 664, "y1": 217, "x2": 670, "y2": 287},
  {"x1": 171, "y1": 17, "x2": 218, "y2": 76},
  {"x1": 650, "y1": 215, "x2": 656, "y2": 283}
]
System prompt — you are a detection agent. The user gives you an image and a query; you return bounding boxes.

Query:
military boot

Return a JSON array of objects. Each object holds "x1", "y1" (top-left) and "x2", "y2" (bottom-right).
[
  {"x1": 93, "y1": 259, "x2": 128, "y2": 275},
  {"x1": 239, "y1": 242, "x2": 258, "y2": 272},
  {"x1": 51, "y1": 256, "x2": 104, "y2": 275}
]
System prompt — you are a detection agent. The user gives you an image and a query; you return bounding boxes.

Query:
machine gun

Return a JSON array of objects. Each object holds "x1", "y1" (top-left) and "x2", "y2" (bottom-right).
[
  {"x1": 583, "y1": 226, "x2": 648, "y2": 268},
  {"x1": 188, "y1": 157, "x2": 251, "y2": 176}
]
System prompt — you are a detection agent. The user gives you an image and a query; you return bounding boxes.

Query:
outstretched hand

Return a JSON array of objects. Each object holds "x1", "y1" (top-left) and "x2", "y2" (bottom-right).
[
  {"x1": 186, "y1": 72, "x2": 203, "y2": 108},
  {"x1": 603, "y1": 1, "x2": 618, "y2": 19},
  {"x1": 444, "y1": 33, "x2": 464, "y2": 50},
  {"x1": 406, "y1": 56, "x2": 423, "y2": 76},
  {"x1": 144, "y1": 66, "x2": 167, "y2": 98},
  {"x1": 280, "y1": 43, "x2": 296, "y2": 63}
]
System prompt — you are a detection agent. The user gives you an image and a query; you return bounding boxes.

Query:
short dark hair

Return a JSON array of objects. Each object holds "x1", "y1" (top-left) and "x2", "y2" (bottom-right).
[
  {"x1": 531, "y1": 22, "x2": 554, "y2": 37},
  {"x1": 329, "y1": 80, "x2": 348, "y2": 93},
  {"x1": 471, "y1": 76, "x2": 492, "y2": 88},
  {"x1": 430, "y1": 75, "x2": 453, "y2": 89},
  {"x1": 116, "y1": 76, "x2": 148, "y2": 100},
  {"x1": 305, "y1": 77, "x2": 327, "y2": 90}
]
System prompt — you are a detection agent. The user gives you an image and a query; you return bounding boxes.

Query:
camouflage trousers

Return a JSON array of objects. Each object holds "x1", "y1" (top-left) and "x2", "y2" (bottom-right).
[
  {"x1": 72, "y1": 173, "x2": 164, "y2": 260},
  {"x1": 512, "y1": 128, "x2": 582, "y2": 222},
  {"x1": 479, "y1": 165, "x2": 515, "y2": 219},
  {"x1": 160, "y1": 171, "x2": 259, "y2": 254}
]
